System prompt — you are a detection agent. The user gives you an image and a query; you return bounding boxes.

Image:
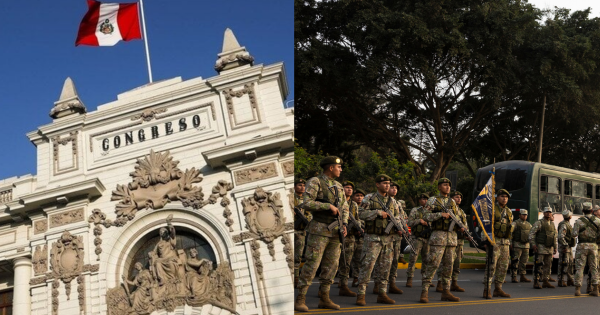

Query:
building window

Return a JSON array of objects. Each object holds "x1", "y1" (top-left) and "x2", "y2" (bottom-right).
[
  {"x1": 540, "y1": 175, "x2": 561, "y2": 213},
  {"x1": 0, "y1": 290, "x2": 13, "y2": 315}
]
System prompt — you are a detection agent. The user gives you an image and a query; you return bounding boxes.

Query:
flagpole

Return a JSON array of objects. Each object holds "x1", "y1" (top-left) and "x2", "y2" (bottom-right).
[{"x1": 139, "y1": 0, "x2": 153, "y2": 83}]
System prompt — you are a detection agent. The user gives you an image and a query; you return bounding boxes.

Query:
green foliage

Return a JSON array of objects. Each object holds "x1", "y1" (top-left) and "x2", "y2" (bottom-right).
[{"x1": 294, "y1": 142, "x2": 325, "y2": 180}]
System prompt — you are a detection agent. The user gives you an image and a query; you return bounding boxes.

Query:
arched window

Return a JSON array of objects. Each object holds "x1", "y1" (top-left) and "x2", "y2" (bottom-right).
[{"x1": 127, "y1": 229, "x2": 216, "y2": 278}]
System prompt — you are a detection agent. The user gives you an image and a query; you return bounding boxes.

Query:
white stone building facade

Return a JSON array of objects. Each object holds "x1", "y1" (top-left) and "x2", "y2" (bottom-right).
[{"x1": 0, "y1": 29, "x2": 294, "y2": 315}]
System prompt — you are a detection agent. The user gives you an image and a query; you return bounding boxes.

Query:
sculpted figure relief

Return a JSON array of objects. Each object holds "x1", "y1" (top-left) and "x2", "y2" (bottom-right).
[
  {"x1": 122, "y1": 262, "x2": 153, "y2": 313},
  {"x1": 151, "y1": 215, "x2": 182, "y2": 286}
]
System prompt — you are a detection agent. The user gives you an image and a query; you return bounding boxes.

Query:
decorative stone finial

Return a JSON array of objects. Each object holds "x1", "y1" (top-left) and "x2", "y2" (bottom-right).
[
  {"x1": 215, "y1": 28, "x2": 254, "y2": 73},
  {"x1": 50, "y1": 77, "x2": 87, "y2": 119}
]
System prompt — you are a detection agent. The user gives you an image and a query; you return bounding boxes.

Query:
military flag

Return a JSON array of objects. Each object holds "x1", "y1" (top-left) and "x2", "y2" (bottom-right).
[{"x1": 471, "y1": 170, "x2": 496, "y2": 245}]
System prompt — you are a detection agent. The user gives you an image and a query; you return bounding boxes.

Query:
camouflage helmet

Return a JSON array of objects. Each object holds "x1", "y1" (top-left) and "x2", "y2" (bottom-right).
[
  {"x1": 542, "y1": 207, "x2": 552, "y2": 213},
  {"x1": 583, "y1": 202, "x2": 593, "y2": 211},
  {"x1": 519, "y1": 209, "x2": 528, "y2": 215}
]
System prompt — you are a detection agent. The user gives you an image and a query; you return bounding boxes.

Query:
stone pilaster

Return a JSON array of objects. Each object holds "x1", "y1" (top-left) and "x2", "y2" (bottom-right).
[{"x1": 13, "y1": 257, "x2": 32, "y2": 315}]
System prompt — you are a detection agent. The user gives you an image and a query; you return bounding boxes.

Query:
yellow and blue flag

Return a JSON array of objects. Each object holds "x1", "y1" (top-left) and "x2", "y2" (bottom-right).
[{"x1": 471, "y1": 174, "x2": 495, "y2": 245}]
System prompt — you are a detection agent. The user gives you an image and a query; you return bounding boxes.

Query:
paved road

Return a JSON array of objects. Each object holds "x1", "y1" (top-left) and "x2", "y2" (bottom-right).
[{"x1": 295, "y1": 269, "x2": 598, "y2": 314}]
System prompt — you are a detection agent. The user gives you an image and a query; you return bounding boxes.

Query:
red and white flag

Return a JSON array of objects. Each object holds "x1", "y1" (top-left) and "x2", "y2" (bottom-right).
[{"x1": 75, "y1": 0, "x2": 142, "y2": 46}]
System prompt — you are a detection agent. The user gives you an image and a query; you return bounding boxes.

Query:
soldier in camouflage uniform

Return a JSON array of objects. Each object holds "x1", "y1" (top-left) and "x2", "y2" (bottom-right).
[
  {"x1": 406, "y1": 193, "x2": 431, "y2": 288},
  {"x1": 572, "y1": 202, "x2": 600, "y2": 296},
  {"x1": 294, "y1": 179, "x2": 312, "y2": 288},
  {"x1": 295, "y1": 156, "x2": 349, "y2": 312},
  {"x1": 481, "y1": 189, "x2": 513, "y2": 299},
  {"x1": 351, "y1": 189, "x2": 366, "y2": 287},
  {"x1": 355, "y1": 175, "x2": 402, "y2": 306},
  {"x1": 373, "y1": 182, "x2": 405, "y2": 295},
  {"x1": 337, "y1": 181, "x2": 361, "y2": 297},
  {"x1": 449, "y1": 191, "x2": 468, "y2": 292},
  {"x1": 419, "y1": 178, "x2": 462, "y2": 303},
  {"x1": 529, "y1": 207, "x2": 558, "y2": 289},
  {"x1": 557, "y1": 209, "x2": 575, "y2": 287},
  {"x1": 510, "y1": 209, "x2": 531, "y2": 283}
]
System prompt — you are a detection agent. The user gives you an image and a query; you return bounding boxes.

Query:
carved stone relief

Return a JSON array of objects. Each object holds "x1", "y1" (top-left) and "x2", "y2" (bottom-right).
[
  {"x1": 33, "y1": 245, "x2": 48, "y2": 275},
  {"x1": 106, "y1": 216, "x2": 236, "y2": 314},
  {"x1": 222, "y1": 83, "x2": 260, "y2": 129},
  {"x1": 234, "y1": 162, "x2": 278, "y2": 185},
  {"x1": 111, "y1": 150, "x2": 208, "y2": 226},
  {"x1": 52, "y1": 131, "x2": 78, "y2": 174},
  {"x1": 34, "y1": 220, "x2": 48, "y2": 234},
  {"x1": 0, "y1": 189, "x2": 12, "y2": 204},
  {"x1": 206, "y1": 180, "x2": 235, "y2": 232},
  {"x1": 282, "y1": 161, "x2": 294, "y2": 176},
  {"x1": 88, "y1": 209, "x2": 110, "y2": 261},
  {"x1": 250, "y1": 240, "x2": 263, "y2": 280},
  {"x1": 241, "y1": 188, "x2": 287, "y2": 260},
  {"x1": 130, "y1": 107, "x2": 168, "y2": 122},
  {"x1": 49, "y1": 208, "x2": 84, "y2": 228},
  {"x1": 281, "y1": 233, "x2": 293, "y2": 278}
]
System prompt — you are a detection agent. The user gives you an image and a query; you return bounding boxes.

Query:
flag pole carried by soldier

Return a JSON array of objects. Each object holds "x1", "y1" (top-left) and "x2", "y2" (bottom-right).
[
  {"x1": 406, "y1": 192, "x2": 432, "y2": 288},
  {"x1": 350, "y1": 189, "x2": 367, "y2": 287},
  {"x1": 373, "y1": 182, "x2": 406, "y2": 296},
  {"x1": 294, "y1": 156, "x2": 349, "y2": 312},
  {"x1": 529, "y1": 206, "x2": 558, "y2": 289},
  {"x1": 419, "y1": 178, "x2": 462, "y2": 304},
  {"x1": 510, "y1": 209, "x2": 532, "y2": 283},
  {"x1": 558, "y1": 208, "x2": 575, "y2": 287},
  {"x1": 355, "y1": 175, "x2": 402, "y2": 306},
  {"x1": 336, "y1": 180, "x2": 362, "y2": 297},
  {"x1": 293, "y1": 179, "x2": 311, "y2": 288},
  {"x1": 448, "y1": 190, "x2": 469, "y2": 293},
  {"x1": 572, "y1": 202, "x2": 600, "y2": 297}
]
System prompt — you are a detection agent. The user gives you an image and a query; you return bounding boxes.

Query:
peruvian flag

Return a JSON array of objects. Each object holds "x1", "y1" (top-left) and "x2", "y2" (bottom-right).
[{"x1": 75, "y1": 0, "x2": 142, "y2": 46}]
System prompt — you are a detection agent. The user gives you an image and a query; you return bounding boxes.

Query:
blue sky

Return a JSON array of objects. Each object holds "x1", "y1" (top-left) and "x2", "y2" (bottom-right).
[{"x1": 0, "y1": 0, "x2": 293, "y2": 179}]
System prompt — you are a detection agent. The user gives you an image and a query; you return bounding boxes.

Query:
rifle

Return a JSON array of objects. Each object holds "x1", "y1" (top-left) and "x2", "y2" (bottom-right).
[
  {"x1": 433, "y1": 198, "x2": 481, "y2": 253},
  {"x1": 325, "y1": 186, "x2": 347, "y2": 270},
  {"x1": 346, "y1": 209, "x2": 364, "y2": 237},
  {"x1": 508, "y1": 247, "x2": 518, "y2": 276},
  {"x1": 371, "y1": 195, "x2": 418, "y2": 255},
  {"x1": 294, "y1": 206, "x2": 309, "y2": 230}
]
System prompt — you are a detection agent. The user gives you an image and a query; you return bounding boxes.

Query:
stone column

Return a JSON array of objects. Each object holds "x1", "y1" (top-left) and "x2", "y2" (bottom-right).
[{"x1": 13, "y1": 257, "x2": 32, "y2": 315}]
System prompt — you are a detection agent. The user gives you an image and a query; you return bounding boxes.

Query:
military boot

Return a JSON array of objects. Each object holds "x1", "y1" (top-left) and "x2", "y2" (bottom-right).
[
  {"x1": 295, "y1": 294, "x2": 309, "y2": 312},
  {"x1": 520, "y1": 274, "x2": 531, "y2": 283},
  {"x1": 587, "y1": 282, "x2": 592, "y2": 294},
  {"x1": 590, "y1": 285, "x2": 599, "y2": 297},
  {"x1": 511, "y1": 275, "x2": 518, "y2": 283},
  {"x1": 352, "y1": 277, "x2": 358, "y2": 287},
  {"x1": 533, "y1": 279, "x2": 542, "y2": 289},
  {"x1": 542, "y1": 280, "x2": 555, "y2": 288},
  {"x1": 575, "y1": 286, "x2": 582, "y2": 296},
  {"x1": 339, "y1": 284, "x2": 357, "y2": 297},
  {"x1": 549, "y1": 276, "x2": 556, "y2": 282},
  {"x1": 372, "y1": 282, "x2": 380, "y2": 294},
  {"x1": 356, "y1": 294, "x2": 366, "y2": 306},
  {"x1": 318, "y1": 291, "x2": 340, "y2": 310},
  {"x1": 419, "y1": 291, "x2": 429, "y2": 303},
  {"x1": 389, "y1": 282, "x2": 404, "y2": 294},
  {"x1": 493, "y1": 283, "x2": 511, "y2": 298},
  {"x1": 435, "y1": 281, "x2": 443, "y2": 292},
  {"x1": 483, "y1": 286, "x2": 492, "y2": 299},
  {"x1": 406, "y1": 277, "x2": 413, "y2": 288},
  {"x1": 568, "y1": 277, "x2": 575, "y2": 286},
  {"x1": 558, "y1": 276, "x2": 566, "y2": 287},
  {"x1": 450, "y1": 280, "x2": 465, "y2": 292},
  {"x1": 377, "y1": 291, "x2": 396, "y2": 304},
  {"x1": 441, "y1": 289, "x2": 460, "y2": 302},
  {"x1": 398, "y1": 256, "x2": 408, "y2": 264}
]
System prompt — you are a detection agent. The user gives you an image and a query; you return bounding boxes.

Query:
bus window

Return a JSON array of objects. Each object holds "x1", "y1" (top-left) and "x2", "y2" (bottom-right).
[
  {"x1": 540, "y1": 175, "x2": 561, "y2": 213},
  {"x1": 596, "y1": 185, "x2": 600, "y2": 207},
  {"x1": 564, "y1": 180, "x2": 592, "y2": 215}
]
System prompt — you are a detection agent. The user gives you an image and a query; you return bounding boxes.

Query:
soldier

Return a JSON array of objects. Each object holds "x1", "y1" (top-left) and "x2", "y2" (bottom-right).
[
  {"x1": 510, "y1": 209, "x2": 532, "y2": 283},
  {"x1": 482, "y1": 189, "x2": 513, "y2": 299},
  {"x1": 406, "y1": 193, "x2": 431, "y2": 288},
  {"x1": 294, "y1": 179, "x2": 312, "y2": 288},
  {"x1": 419, "y1": 178, "x2": 462, "y2": 303},
  {"x1": 337, "y1": 180, "x2": 360, "y2": 297},
  {"x1": 294, "y1": 156, "x2": 349, "y2": 312},
  {"x1": 448, "y1": 191, "x2": 468, "y2": 292},
  {"x1": 355, "y1": 175, "x2": 402, "y2": 306},
  {"x1": 572, "y1": 202, "x2": 600, "y2": 296},
  {"x1": 351, "y1": 189, "x2": 366, "y2": 287},
  {"x1": 529, "y1": 207, "x2": 558, "y2": 289},
  {"x1": 558, "y1": 209, "x2": 575, "y2": 287},
  {"x1": 373, "y1": 182, "x2": 405, "y2": 295}
]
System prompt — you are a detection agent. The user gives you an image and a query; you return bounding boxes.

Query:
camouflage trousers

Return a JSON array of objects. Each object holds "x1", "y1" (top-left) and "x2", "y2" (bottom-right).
[
  {"x1": 558, "y1": 249, "x2": 574, "y2": 281},
  {"x1": 482, "y1": 243, "x2": 509, "y2": 287},
  {"x1": 451, "y1": 243, "x2": 464, "y2": 281},
  {"x1": 351, "y1": 237, "x2": 364, "y2": 279},
  {"x1": 407, "y1": 237, "x2": 429, "y2": 279},
  {"x1": 574, "y1": 243, "x2": 598, "y2": 287},
  {"x1": 294, "y1": 231, "x2": 307, "y2": 282},
  {"x1": 537, "y1": 254, "x2": 553, "y2": 281},
  {"x1": 422, "y1": 245, "x2": 455, "y2": 291},
  {"x1": 338, "y1": 235, "x2": 356, "y2": 286},
  {"x1": 373, "y1": 237, "x2": 401, "y2": 284},
  {"x1": 511, "y1": 247, "x2": 529, "y2": 277},
  {"x1": 357, "y1": 234, "x2": 394, "y2": 295},
  {"x1": 297, "y1": 233, "x2": 341, "y2": 295}
]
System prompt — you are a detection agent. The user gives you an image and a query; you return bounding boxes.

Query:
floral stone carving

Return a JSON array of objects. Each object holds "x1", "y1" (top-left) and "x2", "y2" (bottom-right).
[
  {"x1": 50, "y1": 231, "x2": 85, "y2": 300},
  {"x1": 242, "y1": 187, "x2": 286, "y2": 260},
  {"x1": 33, "y1": 244, "x2": 48, "y2": 275},
  {"x1": 111, "y1": 150, "x2": 206, "y2": 226},
  {"x1": 107, "y1": 216, "x2": 236, "y2": 315}
]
